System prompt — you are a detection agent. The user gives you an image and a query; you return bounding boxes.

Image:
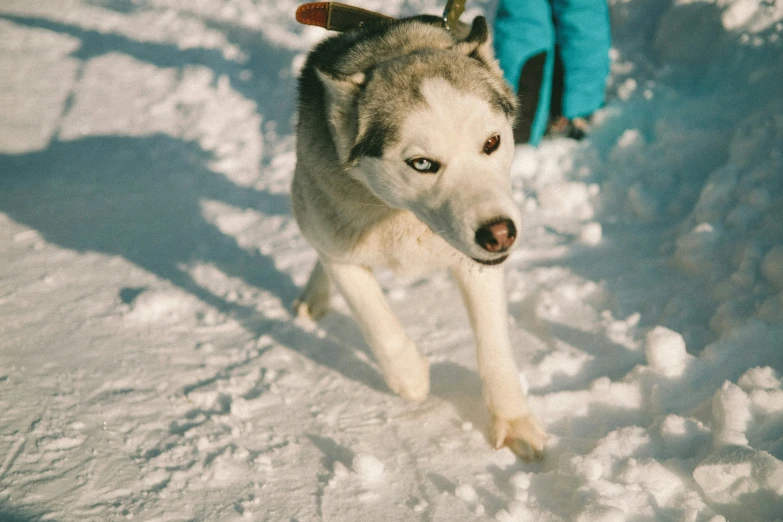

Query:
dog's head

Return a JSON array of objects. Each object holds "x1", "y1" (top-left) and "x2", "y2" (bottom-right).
[{"x1": 318, "y1": 17, "x2": 520, "y2": 265}]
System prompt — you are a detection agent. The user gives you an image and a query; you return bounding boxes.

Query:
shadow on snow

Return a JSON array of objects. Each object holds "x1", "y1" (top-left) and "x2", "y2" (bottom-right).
[{"x1": 0, "y1": 133, "x2": 388, "y2": 396}]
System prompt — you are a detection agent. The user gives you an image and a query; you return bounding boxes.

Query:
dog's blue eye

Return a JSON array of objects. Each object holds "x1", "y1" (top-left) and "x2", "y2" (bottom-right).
[{"x1": 405, "y1": 157, "x2": 440, "y2": 174}]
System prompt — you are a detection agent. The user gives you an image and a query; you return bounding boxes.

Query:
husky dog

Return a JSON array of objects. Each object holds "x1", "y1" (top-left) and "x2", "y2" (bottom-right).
[{"x1": 292, "y1": 15, "x2": 547, "y2": 459}]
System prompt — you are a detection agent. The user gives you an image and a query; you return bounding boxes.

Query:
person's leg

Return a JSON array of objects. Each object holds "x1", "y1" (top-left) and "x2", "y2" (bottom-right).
[
  {"x1": 493, "y1": 0, "x2": 555, "y2": 145},
  {"x1": 550, "y1": 0, "x2": 611, "y2": 120},
  {"x1": 547, "y1": 47, "x2": 591, "y2": 140}
]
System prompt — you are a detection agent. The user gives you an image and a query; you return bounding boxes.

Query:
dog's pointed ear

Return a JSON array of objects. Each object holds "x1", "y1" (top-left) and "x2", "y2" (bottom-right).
[
  {"x1": 453, "y1": 16, "x2": 495, "y2": 64},
  {"x1": 316, "y1": 69, "x2": 367, "y2": 163},
  {"x1": 316, "y1": 69, "x2": 366, "y2": 102}
]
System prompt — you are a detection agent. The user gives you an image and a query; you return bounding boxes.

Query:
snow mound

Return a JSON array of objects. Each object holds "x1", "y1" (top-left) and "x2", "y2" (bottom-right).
[
  {"x1": 123, "y1": 287, "x2": 200, "y2": 323},
  {"x1": 352, "y1": 453, "x2": 385, "y2": 485},
  {"x1": 694, "y1": 446, "x2": 783, "y2": 522},
  {"x1": 644, "y1": 326, "x2": 690, "y2": 377}
]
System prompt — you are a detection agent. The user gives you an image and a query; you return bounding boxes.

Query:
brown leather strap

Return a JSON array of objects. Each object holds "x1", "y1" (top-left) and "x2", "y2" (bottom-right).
[{"x1": 295, "y1": 2, "x2": 393, "y2": 32}]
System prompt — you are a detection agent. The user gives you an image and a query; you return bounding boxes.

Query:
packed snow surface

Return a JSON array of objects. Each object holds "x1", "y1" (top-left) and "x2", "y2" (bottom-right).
[{"x1": 1, "y1": 0, "x2": 782, "y2": 520}]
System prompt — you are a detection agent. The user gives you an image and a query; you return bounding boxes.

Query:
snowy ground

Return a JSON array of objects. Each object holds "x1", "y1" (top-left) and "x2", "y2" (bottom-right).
[{"x1": 1, "y1": 0, "x2": 782, "y2": 520}]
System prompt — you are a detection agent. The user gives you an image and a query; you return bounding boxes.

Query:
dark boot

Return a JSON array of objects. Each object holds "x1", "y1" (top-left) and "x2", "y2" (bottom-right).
[
  {"x1": 546, "y1": 115, "x2": 592, "y2": 140},
  {"x1": 546, "y1": 48, "x2": 592, "y2": 141},
  {"x1": 513, "y1": 51, "x2": 547, "y2": 144}
]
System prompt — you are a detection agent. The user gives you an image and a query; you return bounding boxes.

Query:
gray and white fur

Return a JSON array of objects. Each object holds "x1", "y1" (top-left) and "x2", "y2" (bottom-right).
[{"x1": 292, "y1": 15, "x2": 547, "y2": 459}]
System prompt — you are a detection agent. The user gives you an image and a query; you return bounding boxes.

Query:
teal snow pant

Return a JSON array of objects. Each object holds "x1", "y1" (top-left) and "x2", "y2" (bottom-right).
[{"x1": 494, "y1": 0, "x2": 611, "y2": 144}]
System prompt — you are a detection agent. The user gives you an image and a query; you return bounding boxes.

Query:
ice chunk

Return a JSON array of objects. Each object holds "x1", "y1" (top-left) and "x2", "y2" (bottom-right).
[
  {"x1": 738, "y1": 367, "x2": 781, "y2": 391},
  {"x1": 645, "y1": 326, "x2": 689, "y2": 377},
  {"x1": 617, "y1": 78, "x2": 637, "y2": 101},
  {"x1": 711, "y1": 381, "x2": 752, "y2": 447},
  {"x1": 454, "y1": 483, "x2": 478, "y2": 504},
  {"x1": 559, "y1": 453, "x2": 603, "y2": 481},
  {"x1": 352, "y1": 453, "x2": 384, "y2": 484},
  {"x1": 124, "y1": 288, "x2": 195, "y2": 323},
  {"x1": 509, "y1": 472, "x2": 531, "y2": 491},
  {"x1": 722, "y1": 0, "x2": 760, "y2": 30},
  {"x1": 694, "y1": 446, "x2": 783, "y2": 521},
  {"x1": 579, "y1": 222, "x2": 603, "y2": 246},
  {"x1": 616, "y1": 128, "x2": 644, "y2": 150}
]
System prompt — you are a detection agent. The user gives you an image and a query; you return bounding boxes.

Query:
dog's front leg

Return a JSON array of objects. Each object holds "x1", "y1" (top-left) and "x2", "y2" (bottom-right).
[
  {"x1": 451, "y1": 262, "x2": 547, "y2": 460},
  {"x1": 294, "y1": 260, "x2": 331, "y2": 320},
  {"x1": 324, "y1": 261, "x2": 430, "y2": 402}
]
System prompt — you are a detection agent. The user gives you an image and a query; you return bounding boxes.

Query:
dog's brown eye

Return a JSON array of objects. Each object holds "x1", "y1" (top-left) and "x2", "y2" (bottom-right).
[
  {"x1": 405, "y1": 157, "x2": 441, "y2": 174},
  {"x1": 483, "y1": 134, "x2": 501, "y2": 154}
]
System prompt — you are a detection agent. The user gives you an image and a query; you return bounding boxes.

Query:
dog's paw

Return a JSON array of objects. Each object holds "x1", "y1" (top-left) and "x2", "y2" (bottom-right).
[
  {"x1": 384, "y1": 353, "x2": 430, "y2": 403},
  {"x1": 491, "y1": 414, "x2": 548, "y2": 461},
  {"x1": 293, "y1": 294, "x2": 329, "y2": 321}
]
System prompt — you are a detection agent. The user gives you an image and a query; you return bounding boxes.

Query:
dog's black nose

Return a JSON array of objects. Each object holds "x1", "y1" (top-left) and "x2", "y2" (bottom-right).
[{"x1": 475, "y1": 219, "x2": 517, "y2": 252}]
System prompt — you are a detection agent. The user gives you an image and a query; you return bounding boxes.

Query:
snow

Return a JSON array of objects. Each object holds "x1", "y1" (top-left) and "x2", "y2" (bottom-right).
[
  {"x1": 693, "y1": 445, "x2": 783, "y2": 521},
  {"x1": 644, "y1": 325, "x2": 690, "y2": 377},
  {"x1": 454, "y1": 482, "x2": 479, "y2": 504},
  {"x1": 0, "y1": 0, "x2": 782, "y2": 520},
  {"x1": 351, "y1": 453, "x2": 385, "y2": 485},
  {"x1": 578, "y1": 222, "x2": 603, "y2": 246}
]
